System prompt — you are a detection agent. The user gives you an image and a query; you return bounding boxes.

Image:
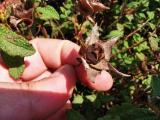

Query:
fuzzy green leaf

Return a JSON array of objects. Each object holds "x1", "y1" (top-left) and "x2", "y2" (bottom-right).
[
  {"x1": 36, "y1": 5, "x2": 60, "y2": 20},
  {"x1": 136, "y1": 52, "x2": 146, "y2": 61},
  {"x1": 0, "y1": 25, "x2": 35, "y2": 57},
  {"x1": 1, "y1": 52, "x2": 25, "y2": 79},
  {"x1": 9, "y1": 65, "x2": 25, "y2": 80},
  {"x1": 149, "y1": 36, "x2": 159, "y2": 51}
]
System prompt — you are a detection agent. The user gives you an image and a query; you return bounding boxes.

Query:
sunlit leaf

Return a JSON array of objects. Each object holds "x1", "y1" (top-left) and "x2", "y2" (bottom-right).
[
  {"x1": 36, "y1": 5, "x2": 60, "y2": 20},
  {"x1": 0, "y1": 24, "x2": 35, "y2": 57},
  {"x1": 149, "y1": 36, "x2": 159, "y2": 51},
  {"x1": 105, "y1": 30, "x2": 124, "y2": 39},
  {"x1": 136, "y1": 52, "x2": 146, "y2": 61},
  {"x1": 72, "y1": 95, "x2": 84, "y2": 104}
]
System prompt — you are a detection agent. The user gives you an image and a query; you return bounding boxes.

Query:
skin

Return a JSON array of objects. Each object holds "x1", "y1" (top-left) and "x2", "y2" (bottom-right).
[{"x1": 0, "y1": 38, "x2": 113, "y2": 120}]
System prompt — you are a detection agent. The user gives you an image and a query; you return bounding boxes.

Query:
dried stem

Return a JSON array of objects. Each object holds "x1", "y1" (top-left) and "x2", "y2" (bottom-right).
[
  {"x1": 106, "y1": 1, "x2": 126, "y2": 29},
  {"x1": 53, "y1": 20, "x2": 65, "y2": 39},
  {"x1": 41, "y1": 25, "x2": 49, "y2": 38}
]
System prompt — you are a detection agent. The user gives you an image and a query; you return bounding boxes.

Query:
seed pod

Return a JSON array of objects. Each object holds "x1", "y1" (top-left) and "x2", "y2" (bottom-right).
[
  {"x1": 78, "y1": 24, "x2": 130, "y2": 83},
  {"x1": 85, "y1": 43, "x2": 104, "y2": 64}
]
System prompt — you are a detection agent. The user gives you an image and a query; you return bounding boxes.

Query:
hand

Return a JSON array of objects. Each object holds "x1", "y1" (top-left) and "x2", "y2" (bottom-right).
[{"x1": 0, "y1": 38, "x2": 113, "y2": 120}]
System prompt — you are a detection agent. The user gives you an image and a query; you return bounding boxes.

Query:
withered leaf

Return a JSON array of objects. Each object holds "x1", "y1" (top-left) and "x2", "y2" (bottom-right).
[
  {"x1": 12, "y1": 0, "x2": 33, "y2": 19},
  {"x1": 10, "y1": 16, "x2": 33, "y2": 29},
  {"x1": 86, "y1": 23, "x2": 99, "y2": 45},
  {"x1": 101, "y1": 37, "x2": 118, "y2": 61},
  {"x1": 78, "y1": 0, "x2": 109, "y2": 15},
  {"x1": 90, "y1": 59, "x2": 109, "y2": 70},
  {"x1": 79, "y1": 0, "x2": 94, "y2": 15},
  {"x1": 90, "y1": 1, "x2": 109, "y2": 12}
]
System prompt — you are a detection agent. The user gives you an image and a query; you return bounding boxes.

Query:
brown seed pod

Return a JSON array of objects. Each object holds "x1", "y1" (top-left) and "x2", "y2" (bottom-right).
[
  {"x1": 78, "y1": 24, "x2": 130, "y2": 82},
  {"x1": 79, "y1": 43, "x2": 105, "y2": 64}
]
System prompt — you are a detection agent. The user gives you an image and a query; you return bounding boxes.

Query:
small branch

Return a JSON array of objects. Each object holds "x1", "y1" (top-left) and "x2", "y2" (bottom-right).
[
  {"x1": 108, "y1": 63, "x2": 131, "y2": 77},
  {"x1": 106, "y1": 1, "x2": 126, "y2": 29},
  {"x1": 52, "y1": 20, "x2": 65, "y2": 39},
  {"x1": 41, "y1": 25, "x2": 49, "y2": 38},
  {"x1": 112, "y1": 40, "x2": 146, "y2": 58},
  {"x1": 124, "y1": 20, "x2": 149, "y2": 40}
]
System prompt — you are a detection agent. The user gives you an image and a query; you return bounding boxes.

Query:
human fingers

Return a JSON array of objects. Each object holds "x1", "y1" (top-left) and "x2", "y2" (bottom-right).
[
  {"x1": 21, "y1": 38, "x2": 79, "y2": 81},
  {"x1": 0, "y1": 41, "x2": 47, "y2": 82},
  {"x1": 24, "y1": 38, "x2": 113, "y2": 91},
  {"x1": 32, "y1": 38, "x2": 80, "y2": 68},
  {"x1": 0, "y1": 65, "x2": 76, "y2": 120}
]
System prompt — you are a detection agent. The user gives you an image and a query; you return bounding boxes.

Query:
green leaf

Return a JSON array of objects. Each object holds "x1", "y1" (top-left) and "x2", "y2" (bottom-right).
[
  {"x1": 147, "y1": 11, "x2": 155, "y2": 20},
  {"x1": 149, "y1": 36, "x2": 159, "y2": 51},
  {"x1": 134, "y1": 42, "x2": 149, "y2": 52},
  {"x1": 123, "y1": 54, "x2": 134, "y2": 64},
  {"x1": 9, "y1": 65, "x2": 25, "y2": 80},
  {"x1": 0, "y1": 24, "x2": 35, "y2": 57},
  {"x1": 86, "y1": 94, "x2": 97, "y2": 102},
  {"x1": 148, "y1": 22, "x2": 156, "y2": 30},
  {"x1": 106, "y1": 30, "x2": 124, "y2": 39},
  {"x1": 67, "y1": 109, "x2": 86, "y2": 120},
  {"x1": 36, "y1": 5, "x2": 60, "y2": 20},
  {"x1": 136, "y1": 52, "x2": 146, "y2": 61},
  {"x1": 123, "y1": 41, "x2": 129, "y2": 48},
  {"x1": 1, "y1": 52, "x2": 25, "y2": 79},
  {"x1": 125, "y1": 15, "x2": 134, "y2": 22},
  {"x1": 133, "y1": 33, "x2": 143, "y2": 42},
  {"x1": 117, "y1": 23, "x2": 124, "y2": 31},
  {"x1": 142, "y1": 75, "x2": 152, "y2": 87},
  {"x1": 72, "y1": 95, "x2": 84, "y2": 104},
  {"x1": 137, "y1": 13, "x2": 146, "y2": 19},
  {"x1": 128, "y1": 2, "x2": 139, "y2": 8}
]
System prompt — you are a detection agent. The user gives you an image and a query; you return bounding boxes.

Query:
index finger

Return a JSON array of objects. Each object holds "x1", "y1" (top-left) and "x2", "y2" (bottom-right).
[
  {"x1": 21, "y1": 38, "x2": 80, "y2": 80},
  {"x1": 34, "y1": 38, "x2": 80, "y2": 68}
]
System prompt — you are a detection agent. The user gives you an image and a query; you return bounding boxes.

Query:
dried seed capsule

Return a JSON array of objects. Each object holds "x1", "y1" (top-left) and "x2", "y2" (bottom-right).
[{"x1": 79, "y1": 42, "x2": 105, "y2": 65}]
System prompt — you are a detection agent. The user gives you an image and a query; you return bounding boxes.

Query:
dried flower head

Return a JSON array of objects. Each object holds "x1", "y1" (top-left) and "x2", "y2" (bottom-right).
[{"x1": 78, "y1": 24, "x2": 130, "y2": 82}]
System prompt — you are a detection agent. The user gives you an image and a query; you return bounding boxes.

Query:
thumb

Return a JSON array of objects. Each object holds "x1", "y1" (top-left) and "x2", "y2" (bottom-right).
[
  {"x1": 0, "y1": 65, "x2": 76, "y2": 120},
  {"x1": 30, "y1": 64, "x2": 76, "y2": 119}
]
